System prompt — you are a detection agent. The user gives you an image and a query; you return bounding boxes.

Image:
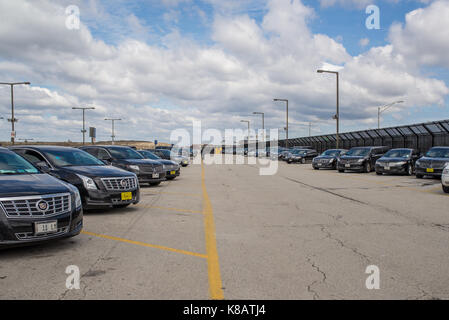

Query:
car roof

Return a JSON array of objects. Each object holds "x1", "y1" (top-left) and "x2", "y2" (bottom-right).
[
  {"x1": 10, "y1": 145, "x2": 80, "y2": 152},
  {"x1": 82, "y1": 145, "x2": 132, "y2": 149}
]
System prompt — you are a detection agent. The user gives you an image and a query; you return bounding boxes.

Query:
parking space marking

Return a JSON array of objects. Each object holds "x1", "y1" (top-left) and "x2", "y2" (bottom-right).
[
  {"x1": 81, "y1": 231, "x2": 207, "y2": 259},
  {"x1": 142, "y1": 191, "x2": 202, "y2": 198},
  {"x1": 135, "y1": 204, "x2": 203, "y2": 214},
  {"x1": 201, "y1": 161, "x2": 224, "y2": 300}
]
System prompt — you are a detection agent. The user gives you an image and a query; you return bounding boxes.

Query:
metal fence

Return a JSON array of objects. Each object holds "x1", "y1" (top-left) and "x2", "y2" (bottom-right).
[{"x1": 279, "y1": 119, "x2": 449, "y2": 154}]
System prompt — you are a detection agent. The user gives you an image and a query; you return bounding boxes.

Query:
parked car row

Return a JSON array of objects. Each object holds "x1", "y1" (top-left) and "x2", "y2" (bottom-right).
[{"x1": 0, "y1": 145, "x2": 188, "y2": 248}]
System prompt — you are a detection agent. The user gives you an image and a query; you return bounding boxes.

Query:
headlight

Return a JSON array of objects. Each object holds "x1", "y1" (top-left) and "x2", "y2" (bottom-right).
[
  {"x1": 443, "y1": 167, "x2": 449, "y2": 174},
  {"x1": 59, "y1": 180, "x2": 82, "y2": 209},
  {"x1": 329, "y1": 158, "x2": 335, "y2": 163},
  {"x1": 416, "y1": 160, "x2": 421, "y2": 167},
  {"x1": 162, "y1": 165, "x2": 167, "y2": 170},
  {"x1": 128, "y1": 165, "x2": 140, "y2": 172},
  {"x1": 394, "y1": 161, "x2": 407, "y2": 166},
  {"x1": 76, "y1": 174, "x2": 98, "y2": 190},
  {"x1": 357, "y1": 159, "x2": 364, "y2": 163}
]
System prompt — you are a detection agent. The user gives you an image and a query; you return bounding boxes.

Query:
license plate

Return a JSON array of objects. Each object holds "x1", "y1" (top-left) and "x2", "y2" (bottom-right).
[
  {"x1": 35, "y1": 221, "x2": 57, "y2": 235},
  {"x1": 170, "y1": 171, "x2": 176, "y2": 175},
  {"x1": 121, "y1": 192, "x2": 132, "y2": 201},
  {"x1": 385, "y1": 166, "x2": 390, "y2": 170},
  {"x1": 317, "y1": 164, "x2": 322, "y2": 167},
  {"x1": 345, "y1": 164, "x2": 351, "y2": 168},
  {"x1": 427, "y1": 168, "x2": 434, "y2": 173},
  {"x1": 152, "y1": 173, "x2": 159, "y2": 178}
]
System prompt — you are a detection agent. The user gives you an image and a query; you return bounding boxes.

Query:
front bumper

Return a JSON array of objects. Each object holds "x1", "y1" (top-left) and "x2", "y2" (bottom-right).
[
  {"x1": 166, "y1": 169, "x2": 181, "y2": 179},
  {"x1": 416, "y1": 167, "x2": 444, "y2": 177},
  {"x1": 375, "y1": 164, "x2": 408, "y2": 174},
  {"x1": 287, "y1": 158, "x2": 303, "y2": 163},
  {"x1": 313, "y1": 161, "x2": 335, "y2": 169},
  {"x1": 337, "y1": 163, "x2": 364, "y2": 172},
  {"x1": 0, "y1": 206, "x2": 83, "y2": 248},
  {"x1": 137, "y1": 172, "x2": 167, "y2": 183},
  {"x1": 84, "y1": 188, "x2": 140, "y2": 209}
]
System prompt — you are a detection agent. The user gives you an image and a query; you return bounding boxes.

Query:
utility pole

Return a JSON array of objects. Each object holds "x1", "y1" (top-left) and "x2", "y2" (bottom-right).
[
  {"x1": 0, "y1": 82, "x2": 31, "y2": 144},
  {"x1": 317, "y1": 70, "x2": 340, "y2": 148},
  {"x1": 274, "y1": 99, "x2": 289, "y2": 148},
  {"x1": 72, "y1": 107, "x2": 95, "y2": 145},
  {"x1": 105, "y1": 118, "x2": 122, "y2": 145}
]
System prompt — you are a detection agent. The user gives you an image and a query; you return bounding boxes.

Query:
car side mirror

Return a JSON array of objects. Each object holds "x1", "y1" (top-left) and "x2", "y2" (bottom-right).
[
  {"x1": 36, "y1": 161, "x2": 51, "y2": 173},
  {"x1": 101, "y1": 158, "x2": 112, "y2": 165}
]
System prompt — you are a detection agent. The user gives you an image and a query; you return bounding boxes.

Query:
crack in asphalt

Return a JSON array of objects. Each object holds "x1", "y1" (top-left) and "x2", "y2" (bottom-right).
[{"x1": 306, "y1": 255, "x2": 327, "y2": 300}]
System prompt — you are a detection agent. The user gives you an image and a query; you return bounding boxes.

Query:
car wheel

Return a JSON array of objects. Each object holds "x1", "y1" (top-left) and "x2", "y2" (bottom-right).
[
  {"x1": 406, "y1": 165, "x2": 413, "y2": 176},
  {"x1": 443, "y1": 186, "x2": 449, "y2": 194},
  {"x1": 150, "y1": 182, "x2": 161, "y2": 186},
  {"x1": 338, "y1": 169, "x2": 345, "y2": 173},
  {"x1": 376, "y1": 171, "x2": 382, "y2": 175},
  {"x1": 114, "y1": 204, "x2": 130, "y2": 208},
  {"x1": 313, "y1": 166, "x2": 319, "y2": 170},
  {"x1": 364, "y1": 162, "x2": 371, "y2": 173},
  {"x1": 301, "y1": 158, "x2": 306, "y2": 164},
  {"x1": 166, "y1": 177, "x2": 176, "y2": 180},
  {"x1": 416, "y1": 174, "x2": 423, "y2": 179}
]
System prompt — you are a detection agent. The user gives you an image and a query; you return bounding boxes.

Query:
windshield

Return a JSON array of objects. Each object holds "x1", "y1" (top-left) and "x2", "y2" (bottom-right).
[
  {"x1": 0, "y1": 151, "x2": 39, "y2": 174},
  {"x1": 384, "y1": 149, "x2": 411, "y2": 158},
  {"x1": 292, "y1": 149, "x2": 307, "y2": 155},
  {"x1": 138, "y1": 150, "x2": 160, "y2": 160},
  {"x1": 321, "y1": 150, "x2": 340, "y2": 157},
  {"x1": 425, "y1": 148, "x2": 449, "y2": 158},
  {"x1": 345, "y1": 148, "x2": 370, "y2": 157},
  {"x1": 108, "y1": 147, "x2": 144, "y2": 160},
  {"x1": 44, "y1": 149, "x2": 104, "y2": 167}
]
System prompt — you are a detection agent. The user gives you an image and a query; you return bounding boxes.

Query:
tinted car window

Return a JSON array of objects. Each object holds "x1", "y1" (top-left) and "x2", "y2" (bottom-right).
[
  {"x1": 0, "y1": 151, "x2": 39, "y2": 174},
  {"x1": 321, "y1": 150, "x2": 340, "y2": 156},
  {"x1": 22, "y1": 150, "x2": 46, "y2": 164},
  {"x1": 425, "y1": 148, "x2": 449, "y2": 158},
  {"x1": 107, "y1": 147, "x2": 144, "y2": 159},
  {"x1": 138, "y1": 150, "x2": 160, "y2": 160},
  {"x1": 384, "y1": 149, "x2": 411, "y2": 158},
  {"x1": 345, "y1": 148, "x2": 370, "y2": 157},
  {"x1": 44, "y1": 149, "x2": 104, "y2": 167},
  {"x1": 97, "y1": 148, "x2": 111, "y2": 160}
]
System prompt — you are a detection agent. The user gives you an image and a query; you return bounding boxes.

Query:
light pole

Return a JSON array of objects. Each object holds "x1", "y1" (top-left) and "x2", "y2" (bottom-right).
[
  {"x1": 317, "y1": 69, "x2": 340, "y2": 148},
  {"x1": 72, "y1": 107, "x2": 95, "y2": 145},
  {"x1": 274, "y1": 99, "x2": 288, "y2": 148},
  {"x1": 105, "y1": 118, "x2": 122, "y2": 145},
  {"x1": 378, "y1": 100, "x2": 404, "y2": 129},
  {"x1": 0, "y1": 82, "x2": 31, "y2": 144},
  {"x1": 253, "y1": 111, "x2": 264, "y2": 146},
  {"x1": 240, "y1": 120, "x2": 250, "y2": 141}
]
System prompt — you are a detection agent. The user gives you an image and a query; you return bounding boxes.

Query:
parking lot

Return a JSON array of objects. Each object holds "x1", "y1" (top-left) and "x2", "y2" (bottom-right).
[{"x1": 1, "y1": 156, "x2": 448, "y2": 300}]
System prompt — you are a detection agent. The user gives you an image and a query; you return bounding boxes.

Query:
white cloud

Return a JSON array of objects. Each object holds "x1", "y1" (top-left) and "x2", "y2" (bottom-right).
[{"x1": 0, "y1": 0, "x2": 447, "y2": 142}]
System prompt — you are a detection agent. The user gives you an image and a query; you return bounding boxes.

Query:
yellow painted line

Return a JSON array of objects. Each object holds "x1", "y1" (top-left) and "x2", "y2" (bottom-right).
[
  {"x1": 81, "y1": 231, "x2": 207, "y2": 259},
  {"x1": 136, "y1": 204, "x2": 203, "y2": 214},
  {"x1": 201, "y1": 161, "x2": 224, "y2": 300}
]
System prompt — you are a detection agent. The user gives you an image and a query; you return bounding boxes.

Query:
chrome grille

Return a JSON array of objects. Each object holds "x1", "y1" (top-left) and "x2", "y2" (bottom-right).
[
  {"x1": 0, "y1": 193, "x2": 71, "y2": 219},
  {"x1": 139, "y1": 165, "x2": 155, "y2": 173},
  {"x1": 15, "y1": 226, "x2": 69, "y2": 241},
  {"x1": 101, "y1": 177, "x2": 137, "y2": 191}
]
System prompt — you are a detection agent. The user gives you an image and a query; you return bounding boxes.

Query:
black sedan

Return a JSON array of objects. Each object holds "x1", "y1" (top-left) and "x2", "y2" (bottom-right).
[
  {"x1": 337, "y1": 146, "x2": 388, "y2": 173},
  {"x1": 137, "y1": 150, "x2": 180, "y2": 180},
  {"x1": 285, "y1": 149, "x2": 318, "y2": 164},
  {"x1": 415, "y1": 147, "x2": 449, "y2": 178},
  {"x1": 375, "y1": 148, "x2": 420, "y2": 176},
  {"x1": 0, "y1": 147, "x2": 83, "y2": 248},
  {"x1": 312, "y1": 149, "x2": 347, "y2": 170},
  {"x1": 80, "y1": 145, "x2": 166, "y2": 186},
  {"x1": 11, "y1": 146, "x2": 140, "y2": 209}
]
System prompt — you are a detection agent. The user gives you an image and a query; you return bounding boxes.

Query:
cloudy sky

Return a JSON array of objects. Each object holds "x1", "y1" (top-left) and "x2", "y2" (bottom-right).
[{"x1": 0, "y1": 0, "x2": 448, "y2": 143}]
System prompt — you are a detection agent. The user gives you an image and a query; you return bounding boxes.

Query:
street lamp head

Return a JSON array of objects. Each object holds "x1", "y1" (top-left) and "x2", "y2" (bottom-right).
[
  {"x1": 24, "y1": 82, "x2": 31, "y2": 85},
  {"x1": 317, "y1": 70, "x2": 324, "y2": 73}
]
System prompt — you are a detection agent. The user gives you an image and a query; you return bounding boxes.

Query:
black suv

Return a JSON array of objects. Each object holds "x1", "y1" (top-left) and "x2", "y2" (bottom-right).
[
  {"x1": 312, "y1": 149, "x2": 347, "y2": 170},
  {"x1": 137, "y1": 150, "x2": 180, "y2": 180},
  {"x1": 0, "y1": 147, "x2": 83, "y2": 248},
  {"x1": 11, "y1": 146, "x2": 140, "y2": 209},
  {"x1": 285, "y1": 149, "x2": 318, "y2": 164},
  {"x1": 415, "y1": 147, "x2": 449, "y2": 178},
  {"x1": 80, "y1": 145, "x2": 166, "y2": 186},
  {"x1": 338, "y1": 146, "x2": 388, "y2": 173},
  {"x1": 375, "y1": 148, "x2": 420, "y2": 176}
]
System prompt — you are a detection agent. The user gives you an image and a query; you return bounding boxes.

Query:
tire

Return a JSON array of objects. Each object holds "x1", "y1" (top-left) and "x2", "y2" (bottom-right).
[
  {"x1": 338, "y1": 169, "x2": 345, "y2": 173},
  {"x1": 376, "y1": 171, "x2": 382, "y2": 175},
  {"x1": 364, "y1": 162, "x2": 371, "y2": 173},
  {"x1": 416, "y1": 174, "x2": 424, "y2": 179},
  {"x1": 114, "y1": 204, "x2": 130, "y2": 208},
  {"x1": 406, "y1": 165, "x2": 413, "y2": 176},
  {"x1": 313, "y1": 167, "x2": 319, "y2": 170},
  {"x1": 150, "y1": 181, "x2": 161, "y2": 186},
  {"x1": 301, "y1": 158, "x2": 306, "y2": 164},
  {"x1": 166, "y1": 177, "x2": 176, "y2": 180},
  {"x1": 443, "y1": 186, "x2": 449, "y2": 194}
]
